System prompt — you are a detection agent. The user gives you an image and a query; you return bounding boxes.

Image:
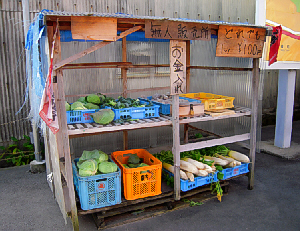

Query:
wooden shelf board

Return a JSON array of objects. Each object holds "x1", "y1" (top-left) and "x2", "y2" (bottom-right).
[{"x1": 68, "y1": 107, "x2": 251, "y2": 138}]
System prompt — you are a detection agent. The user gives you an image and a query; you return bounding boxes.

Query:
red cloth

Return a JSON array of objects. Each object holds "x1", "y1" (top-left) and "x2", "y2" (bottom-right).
[{"x1": 269, "y1": 25, "x2": 282, "y2": 66}]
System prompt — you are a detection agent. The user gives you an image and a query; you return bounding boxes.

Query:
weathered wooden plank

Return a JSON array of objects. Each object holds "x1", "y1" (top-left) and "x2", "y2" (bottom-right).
[
  {"x1": 248, "y1": 58, "x2": 260, "y2": 190},
  {"x1": 49, "y1": 129, "x2": 67, "y2": 223},
  {"x1": 53, "y1": 26, "x2": 142, "y2": 70},
  {"x1": 75, "y1": 124, "x2": 85, "y2": 129},
  {"x1": 71, "y1": 16, "x2": 117, "y2": 41},
  {"x1": 145, "y1": 20, "x2": 211, "y2": 41},
  {"x1": 170, "y1": 40, "x2": 186, "y2": 95},
  {"x1": 172, "y1": 95, "x2": 181, "y2": 201},
  {"x1": 62, "y1": 62, "x2": 132, "y2": 69},
  {"x1": 179, "y1": 133, "x2": 250, "y2": 152},
  {"x1": 67, "y1": 125, "x2": 75, "y2": 130},
  {"x1": 51, "y1": 26, "x2": 79, "y2": 231},
  {"x1": 85, "y1": 123, "x2": 94, "y2": 129},
  {"x1": 216, "y1": 25, "x2": 266, "y2": 58}
]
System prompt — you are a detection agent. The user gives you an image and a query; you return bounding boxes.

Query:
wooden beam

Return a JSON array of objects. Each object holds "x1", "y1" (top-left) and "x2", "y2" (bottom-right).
[
  {"x1": 53, "y1": 26, "x2": 142, "y2": 70},
  {"x1": 65, "y1": 86, "x2": 170, "y2": 98},
  {"x1": 62, "y1": 62, "x2": 133, "y2": 69},
  {"x1": 188, "y1": 66, "x2": 253, "y2": 72},
  {"x1": 122, "y1": 37, "x2": 128, "y2": 150},
  {"x1": 172, "y1": 95, "x2": 181, "y2": 201},
  {"x1": 180, "y1": 133, "x2": 250, "y2": 152},
  {"x1": 52, "y1": 25, "x2": 79, "y2": 231},
  {"x1": 59, "y1": 63, "x2": 252, "y2": 71},
  {"x1": 184, "y1": 40, "x2": 191, "y2": 144},
  {"x1": 248, "y1": 58, "x2": 260, "y2": 190}
]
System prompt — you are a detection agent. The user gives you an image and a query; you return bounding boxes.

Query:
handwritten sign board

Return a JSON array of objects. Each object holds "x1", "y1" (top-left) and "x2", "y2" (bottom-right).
[
  {"x1": 216, "y1": 25, "x2": 266, "y2": 58},
  {"x1": 71, "y1": 17, "x2": 117, "y2": 41},
  {"x1": 170, "y1": 40, "x2": 186, "y2": 95},
  {"x1": 145, "y1": 20, "x2": 211, "y2": 41}
]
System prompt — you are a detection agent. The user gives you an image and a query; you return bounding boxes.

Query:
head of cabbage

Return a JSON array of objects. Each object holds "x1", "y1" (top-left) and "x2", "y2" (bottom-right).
[
  {"x1": 98, "y1": 161, "x2": 118, "y2": 174},
  {"x1": 65, "y1": 101, "x2": 71, "y2": 111},
  {"x1": 77, "y1": 159, "x2": 98, "y2": 177},
  {"x1": 79, "y1": 149, "x2": 108, "y2": 165},
  {"x1": 87, "y1": 94, "x2": 100, "y2": 105},
  {"x1": 71, "y1": 101, "x2": 87, "y2": 111}
]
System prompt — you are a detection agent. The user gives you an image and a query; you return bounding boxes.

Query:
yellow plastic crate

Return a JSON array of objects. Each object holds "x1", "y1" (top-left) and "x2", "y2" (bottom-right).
[{"x1": 180, "y1": 92, "x2": 235, "y2": 110}]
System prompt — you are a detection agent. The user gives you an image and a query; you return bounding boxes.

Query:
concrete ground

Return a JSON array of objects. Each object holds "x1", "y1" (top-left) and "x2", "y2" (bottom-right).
[{"x1": 0, "y1": 122, "x2": 299, "y2": 231}]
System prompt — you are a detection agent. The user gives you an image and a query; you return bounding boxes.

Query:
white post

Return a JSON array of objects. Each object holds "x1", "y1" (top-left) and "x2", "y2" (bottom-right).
[
  {"x1": 22, "y1": 0, "x2": 41, "y2": 161},
  {"x1": 274, "y1": 70, "x2": 296, "y2": 148}
]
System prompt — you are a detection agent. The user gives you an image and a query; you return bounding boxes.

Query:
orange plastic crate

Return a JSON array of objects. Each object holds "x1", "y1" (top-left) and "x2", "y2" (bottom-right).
[
  {"x1": 111, "y1": 149, "x2": 162, "y2": 200},
  {"x1": 180, "y1": 92, "x2": 235, "y2": 110}
]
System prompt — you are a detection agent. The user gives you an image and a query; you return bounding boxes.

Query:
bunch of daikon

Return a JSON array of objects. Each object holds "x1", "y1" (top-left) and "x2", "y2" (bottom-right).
[
  {"x1": 163, "y1": 157, "x2": 216, "y2": 182},
  {"x1": 203, "y1": 150, "x2": 250, "y2": 168}
]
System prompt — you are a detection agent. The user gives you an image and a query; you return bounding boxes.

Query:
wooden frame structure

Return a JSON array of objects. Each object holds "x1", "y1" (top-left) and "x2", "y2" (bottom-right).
[{"x1": 43, "y1": 13, "x2": 268, "y2": 230}]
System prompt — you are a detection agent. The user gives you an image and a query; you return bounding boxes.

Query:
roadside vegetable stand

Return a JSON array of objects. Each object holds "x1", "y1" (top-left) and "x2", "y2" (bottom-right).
[{"x1": 38, "y1": 11, "x2": 268, "y2": 231}]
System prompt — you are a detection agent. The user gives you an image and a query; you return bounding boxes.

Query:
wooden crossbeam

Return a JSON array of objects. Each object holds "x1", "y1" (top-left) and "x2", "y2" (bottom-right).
[{"x1": 53, "y1": 26, "x2": 142, "y2": 70}]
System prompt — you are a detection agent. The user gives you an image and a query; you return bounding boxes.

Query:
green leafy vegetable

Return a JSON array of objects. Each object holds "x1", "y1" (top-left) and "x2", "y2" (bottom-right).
[
  {"x1": 78, "y1": 159, "x2": 98, "y2": 177},
  {"x1": 91, "y1": 109, "x2": 115, "y2": 125},
  {"x1": 71, "y1": 101, "x2": 87, "y2": 111},
  {"x1": 65, "y1": 101, "x2": 71, "y2": 111},
  {"x1": 77, "y1": 97, "x2": 87, "y2": 104},
  {"x1": 98, "y1": 161, "x2": 118, "y2": 174},
  {"x1": 86, "y1": 94, "x2": 101, "y2": 105},
  {"x1": 84, "y1": 103, "x2": 100, "y2": 110}
]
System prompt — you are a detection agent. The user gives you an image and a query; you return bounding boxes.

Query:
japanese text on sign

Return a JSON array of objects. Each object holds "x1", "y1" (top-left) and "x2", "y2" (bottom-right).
[
  {"x1": 216, "y1": 25, "x2": 266, "y2": 58},
  {"x1": 145, "y1": 20, "x2": 211, "y2": 41},
  {"x1": 170, "y1": 40, "x2": 186, "y2": 95}
]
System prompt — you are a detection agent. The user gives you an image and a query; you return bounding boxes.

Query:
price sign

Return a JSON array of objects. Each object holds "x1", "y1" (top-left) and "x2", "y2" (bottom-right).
[
  {"x1": 170, "y1": 40, "x2": 186, "y2": 95},
  {"x1": 216, "y1": 25, "x2": 266, "y2": 58},
  {"x1": 145, "y1": 20, "x2": 211, "y2": 41}
]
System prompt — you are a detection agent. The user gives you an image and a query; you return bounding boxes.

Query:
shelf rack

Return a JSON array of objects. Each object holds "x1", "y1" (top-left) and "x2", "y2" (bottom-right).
[{"x1": 41, "y1": 12, "x2": 268, "y2": 230}]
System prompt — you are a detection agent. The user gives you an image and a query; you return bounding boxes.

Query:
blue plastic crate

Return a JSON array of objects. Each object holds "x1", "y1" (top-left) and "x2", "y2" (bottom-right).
[
  {"x1": 162, "y1": 169, "x2": 215, "y2": 192},
  {"x1": 140, "y1": 96, "x2": 202, "y2": 115},
  {"x1": 106, "y1": 105, "x2": 160, "y2": 120},
  {"x1": 219, "y1": 163, "x2": 249, "y2": 180},
  {"x1": 66, "y1": 109, "x2": 100, "y2": 124},
  {"x1": 72, "y1": 158, "x2": 122, "y2": 210}
]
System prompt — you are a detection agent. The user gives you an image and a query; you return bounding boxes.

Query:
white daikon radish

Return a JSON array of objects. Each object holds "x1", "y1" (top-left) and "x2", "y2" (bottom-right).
[
  {"x1": 228, "y1": 151, "x2": 250, "y2": 163},
  {"x1": 195, "y1": 169, "x2": 209, "y2": 177},
  {"x1": 215, "y1": 154, "x2": 236, "y2": 163},
  {"x1": 204, "y1": 156, "x2": 228, "y2": 166},
  {"x1": 182, "y1": 157, "x2": 206, "y2": 170},
  {"x1": 162, "y1": 163, "x2": 188, "y2": 180},
  {"x1": 180, "y1": 160, "x2": 199, "y2": 174},
  {"x1": 184, "y1": 171, "x2": 195, "y2": 182},
  {"x1": 235, "y1": 161, "x2": 242, "y2": 166},
  {"x1": 203, "y1": 164, "x2": 213, "y2": 173}
]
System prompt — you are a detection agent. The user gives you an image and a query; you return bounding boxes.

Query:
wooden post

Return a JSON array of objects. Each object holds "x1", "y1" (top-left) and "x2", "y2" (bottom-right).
[
  {"x1": 172, "y1": 94, "x2": 181, "y2": 200},
  {"x1": 184, "y1": 41, "x2": 191, "y2": 144},
  {"x1": 122, "y1": 37, "x2": 128, "y2": 150},
  {"x1": 248, "y1": 58, "x2": 260, "y2": 190},
  {"x1": 52, "y1": 25, "x2": 79, "y2": 230}
]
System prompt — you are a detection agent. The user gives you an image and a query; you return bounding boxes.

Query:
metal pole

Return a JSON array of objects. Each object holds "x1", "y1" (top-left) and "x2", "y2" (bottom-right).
[{"x1": 22, "y1": 0, "x2": 41, "y2": 161}]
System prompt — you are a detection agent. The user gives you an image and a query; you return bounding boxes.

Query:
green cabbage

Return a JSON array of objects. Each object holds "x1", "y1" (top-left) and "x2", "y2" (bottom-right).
[
  {"x1": 84, "y1": 103, "x2": 100, "y2": 110},
  {"x1": 71, "y1": 101, "x2": 87, "y2": 111},
  {"x1": 79, "y1": 149, "x2": 108, "y2": 165},
  {"x1": 65, "y1": 101, "x2": 71, "y2": 111},
  {"x1": 87, "y1": 94, "x2": 100, "y2": 105},
  {"x1": 98, "y1": 161, "x2": 118, "y2": 174},
  {"x1": 77, "y1": 97, "x2": 87, "y2": 104},
  {"x1": 78, "y1": 159, "x2": 98, "y2": 177},
  {"x1": 128, "y1": 154, "x2": 140, "y2": 165},
  {"x1": 91, "y1": 109, "x2": 115, "y2": 125}
]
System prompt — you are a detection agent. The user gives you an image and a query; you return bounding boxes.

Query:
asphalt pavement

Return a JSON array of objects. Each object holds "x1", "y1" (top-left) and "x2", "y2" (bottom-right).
[{"x1": 0, "y1": 122, "x2": 299, "y2": 231}]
